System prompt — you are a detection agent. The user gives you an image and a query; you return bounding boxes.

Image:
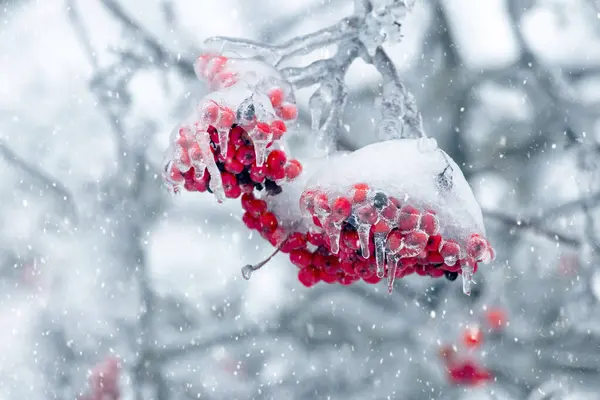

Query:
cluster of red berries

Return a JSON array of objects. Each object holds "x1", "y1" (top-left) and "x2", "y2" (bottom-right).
[
  {"x1": 439, "y1": 307, "x2": 507, "y2": 386},
  {"x1": 297, "y1": 183, "x2": 495, "y2": 291},
  {"x1": 165, "y1": 124, "x2": 303, "y2": 198},
  {"x1": 194, "y1": 53, "x2": 298, "y2": 121},
  {"x1": 241, "y1": 192, "x2": 359, "y2": 287}
]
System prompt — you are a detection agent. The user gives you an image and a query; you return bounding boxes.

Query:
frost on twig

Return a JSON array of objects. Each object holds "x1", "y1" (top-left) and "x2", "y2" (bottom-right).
[
  {"x1": 203, "y1": 17, "x2": 361, "y2": 66},
  {"x1": 371, "y1": 47, "x2": 425, "y2": 140}
]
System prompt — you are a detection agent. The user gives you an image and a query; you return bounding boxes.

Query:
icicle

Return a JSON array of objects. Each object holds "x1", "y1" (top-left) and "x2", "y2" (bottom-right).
[
  {"x1": 324, "y1": 221, "x2": 342, "y2": 254},
  {"x1": 357, "y1": 224, "x2": 372, "y2": 259},
  {"x1": 195, "y1": 126, "x2": 225, "y2": 202},
  {"x1": 386, "y1": 253, "x2": 399, "y2": 294},
  {"x1": 461, "y1": 262, "x2": 475, "y2": 296},
  {"x1": 218, "y1": 128, "x2": 230, "y2": 157},
  {"x1": 374, "y1": 232, "x2": 387, "y2": 278},
  {"x1": 252, "y1": 138, "x2": 270, "y2": 167}
]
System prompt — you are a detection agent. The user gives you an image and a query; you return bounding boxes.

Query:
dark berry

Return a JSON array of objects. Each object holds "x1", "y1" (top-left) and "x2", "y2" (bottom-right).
[
  {"x1": 236, "y1": 169, "x2": 252, "y2": 185},
  {"x1": 373, "y1": 192, "x2": 388, "y2": 209},
  {"x1": 444, "y1": 271, "x2": 458, "y2": 281},
  {"x1": 264, "y1": 179, "x2": 282, "y2": 196},
  {"x1": 254, "y1": 182, "x2": 264, "y2": 191}
]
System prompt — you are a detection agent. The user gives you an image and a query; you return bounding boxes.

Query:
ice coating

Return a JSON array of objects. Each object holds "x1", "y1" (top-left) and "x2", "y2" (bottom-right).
[
  {"x1": 263, "y1": 157, "x2": 326, "y2": 232},
  {"x1": 306, "y1": 139, "x2": 485, "y2": 240},
  {"x1": 194, "y1": 53, "x2": 297, "y2": 123}
]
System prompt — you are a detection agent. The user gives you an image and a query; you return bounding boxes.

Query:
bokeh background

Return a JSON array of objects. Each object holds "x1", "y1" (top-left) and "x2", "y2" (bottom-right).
[{"x1": 1, "y1": 0, "x2": 600, "y2": 399}]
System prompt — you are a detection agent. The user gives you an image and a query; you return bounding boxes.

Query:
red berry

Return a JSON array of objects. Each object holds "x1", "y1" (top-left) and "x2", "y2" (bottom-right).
[
  {"x1": 386, "y1": 230, "x2": 403, "y2": 253},
  {"x1": 221, "y1": 172, "x2": 238, "y2": 191},
  {"x1": 241, "y1": 193, "x2": 255, "y2": 210},
  {"x1": 340, "y1": 260, "x2": 356, "y2": 275},
  {"x1": 271, "y1": 120, "x2": 287, "y2": 140},
  {"x1": 440, "y1": 240, "x2": 461, "y2": 264},
  {"x1": 397, "y1": 205, "x2": 421, "y2": 232},
  {"x1": 331, "y1": 197, "x2": 352, "y2": 222},
  {"x1": 313, "y1": 192, "x2": 331, "y2": 214},
  {"x1": 322, "y1": 256, "x2": 339, "y2": 275},
  {"x1": 281, "y1": 232, "x2": 307, "y2": 252},
  {"x1": 236, "y1": 145, "x2": 256, "y2": 166},
  {"x1": 290, "y1": 249, "x2": 313, "y2": 268},
  {"x1": 342, "y1": 230, "x2": 360, "y2": 250},
  {"x1": 338, "y1": 274, "x2": 359, "y2": 285},
  {"x1": 250, "y1": 164, "x2": 267, "y2": 183},
  {"x1": 267, "y1": 227, "x2": 287, "y2": 246},
  {"x1": 267, "y1": 166, "x2": 286, "y2": 181},
  {"x1": 259, "y1": 212, "x2": 278, "y2": 233},
  {"x1": 351, "y1": 183, "x2": 370, "y2": 203},
  {"x1": 363, "y1": 274, "x2": 382, "y2": 284},
  {"x1": 224, "y1": 184, "x2": 241, "y2": 199},
  {"x1": 218, "y1": 107, "x2": 235, "y2": 129},
  {"x1": 268, "y1": 87, "x2": 285, "y2": 108},
  {"x1": 428, "y1": 267, "x2": 445, "y2": 278},
  {"x1": 463, "y1": 326, "x2": 483, "y2": 349},
  {"x1": 298, "y1": 266, "x2": 320, "y2": 287},
  {"x1": 356, "y1": 205, "x2": 378, "y2": 224},
  {"x1": 427, "y1": 251, "x2": 444, "y2": 265},
  {"x1": 486, "y1": 308, "x2": 507, "y2": 330},
  {"x1": 381, "y1": 204, "x2": 398, "y2": 221},
  {"x1": 320, "y1": 270, "x2": 338, "y2": 284},
  {"x1": 373, "y1": 220, "x2": 391, "y2": 234},
  {"x1": 278, "y1": 103, "x2": 297, "y2": 120},
  {"x1": 242, "y1": 212, "x2": 260, "y2": 230},
  {"x1": 420, "y1": 211, "x2": 439, "y2": 236},
  {"x1": 307, "y1": 231, "x2": 325, "y2": 246},
  {"x1": 230, "y1": 126, "x2": 245, "y2": 146},
  {"x1": 200, "y1": 101, "x2": 219, "y2": 124},
  {"x1": 426, "y1": 234, "x2": 442, "y2": 251},
  {"x1": 354, "y1": 261, "x2": 375, "y2": 278},
  {"x1": 284, "y1": 159, "x2": 302, "y2": 181},
  {"x1": 466, "y1": 234, "x2": 488, "y2": 261},
  {"x1": 224, "y1": 158, "x2": 244, "y2": 174},
  {"x1": 246, "y1": 199, "x2": 267, "y2": 217},
  {"x1": 266, "y1": 149, "x2": 287, "y2": 170}
]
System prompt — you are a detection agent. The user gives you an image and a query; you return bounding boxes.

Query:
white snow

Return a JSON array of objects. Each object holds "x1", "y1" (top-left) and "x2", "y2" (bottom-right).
[{"x1": 307, "y1": 138, "x2": 486, "y2": 241}]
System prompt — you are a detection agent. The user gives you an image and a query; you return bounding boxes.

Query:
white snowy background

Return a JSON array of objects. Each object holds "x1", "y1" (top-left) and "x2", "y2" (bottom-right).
[{"x1": 1, "y1": 0, "x2": 600, "y2": 399}]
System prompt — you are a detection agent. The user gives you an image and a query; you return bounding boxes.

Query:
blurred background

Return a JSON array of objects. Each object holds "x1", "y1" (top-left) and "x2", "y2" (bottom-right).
[{"x1": 1, "y1": 0, "x2": 600, "y2": 399}]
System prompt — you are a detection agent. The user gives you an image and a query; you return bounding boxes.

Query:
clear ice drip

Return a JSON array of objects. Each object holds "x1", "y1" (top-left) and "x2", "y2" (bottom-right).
[
  {"x1": 195, "y1": 124, "x2": 225, "y2": 202},
  {"x1": 325, "y1": 222, "x2": 342, "y2": 254},
  {"x1": 386, "y1": 253, "x2": 399, "y2": 294},
  {"x1": 357, "y1": 224, "x2": 371, "y2": 259},
  {"x1": 374, "y1": 232, "x2": 387, "y2": 278},
  {"x1": 461, "y1": 263, "x2": 475, "y2": 296}
]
